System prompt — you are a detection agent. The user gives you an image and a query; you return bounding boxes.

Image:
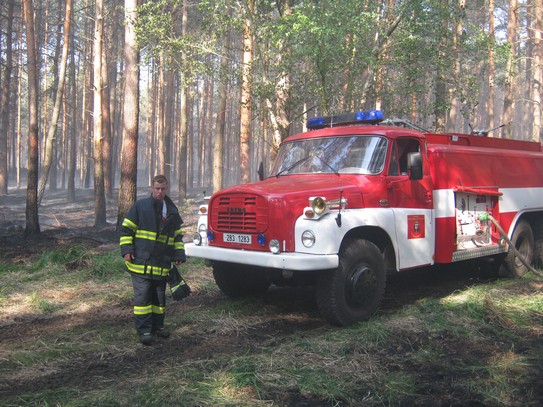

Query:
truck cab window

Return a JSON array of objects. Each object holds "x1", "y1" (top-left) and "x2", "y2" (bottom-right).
[{"x1": 388, "y1": 139, "x2": 420, "y2": 176}]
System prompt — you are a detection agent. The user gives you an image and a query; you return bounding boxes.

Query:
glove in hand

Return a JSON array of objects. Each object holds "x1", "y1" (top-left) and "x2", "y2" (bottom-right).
[{"x1": 168, "y1": 266, "x2": 191, "y2": 301}]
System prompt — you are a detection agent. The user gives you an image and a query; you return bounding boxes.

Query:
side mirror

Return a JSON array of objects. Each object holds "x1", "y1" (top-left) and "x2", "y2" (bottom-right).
[
  {"x1": 257, "y1": 162, "x2": 265, "y2": 181},
  {"x1": 407, "y1": 152, "x2": 423, "y2": 180}
]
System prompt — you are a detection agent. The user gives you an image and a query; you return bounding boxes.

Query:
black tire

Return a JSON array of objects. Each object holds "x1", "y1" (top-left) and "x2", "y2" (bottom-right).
[
  {"x1": 316, "y1": 239, "x2": 386, "y2": 326},
  {"x1": 212, "y1": 261, "x2": 271, "y2": 297},
  {"x1": 500, "y1": 219, "x2": 534, "y2": 278},
  {"x1": 532, "y1": 219, "x2": 543, "y2": 268}
]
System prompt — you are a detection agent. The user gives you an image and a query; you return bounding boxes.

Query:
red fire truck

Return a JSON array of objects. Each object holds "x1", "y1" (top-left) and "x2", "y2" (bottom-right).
[{"x1": 186, "y1": 110, "x2": 543, "y2": 326}]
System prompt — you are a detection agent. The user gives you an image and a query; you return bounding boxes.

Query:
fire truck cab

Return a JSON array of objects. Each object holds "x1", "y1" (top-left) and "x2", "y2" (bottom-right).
[{"x1": 186, "y1": 110, "x2": 543, "y2": 326}]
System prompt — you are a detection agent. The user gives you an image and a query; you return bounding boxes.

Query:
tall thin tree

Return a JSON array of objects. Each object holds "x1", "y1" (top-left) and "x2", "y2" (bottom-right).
[
  {"x1": 93, "y1": 0, "x2": 107, "y2": 225},
  {"x1": 37, "y1": 0, "x2": 74, "y2": 204},
  {"x1": 23, "y1": 0, "x2": 40, "y2": 235},
  {"x1": 240, "y1": 0, "x2": 254, "y2": 184},
  {"x1": 531, "y1": 0, "x2": 542, "y2": 141},
  {"x1": 0, "y1": 0, "x2": 15, "y2": 195},
  {"x1": 487, "y1": 0, "x2": 496, "y2": 132},
  {"x1": 117, "y1": 0, "x2": 140, "y2": 226},
  {"x1": 213, "y1": 29, "x2": 229, "y2": 193},
  {"x1": 177, "y1": 0, "x2": 189, "y2": 201},
  {"x1": 502, "y1": 0, "x2": 518, "y2": 139}
]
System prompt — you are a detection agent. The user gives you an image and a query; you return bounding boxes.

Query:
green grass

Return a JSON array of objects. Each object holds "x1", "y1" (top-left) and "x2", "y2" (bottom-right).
[{"x1": 1, "y1": 249, "x2": 542, "y2": 406}]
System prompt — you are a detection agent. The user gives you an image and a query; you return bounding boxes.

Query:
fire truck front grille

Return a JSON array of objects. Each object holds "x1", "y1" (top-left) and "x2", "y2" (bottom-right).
[{"x1": 211, "y1": 194, "x2": 267, "y2": 233}]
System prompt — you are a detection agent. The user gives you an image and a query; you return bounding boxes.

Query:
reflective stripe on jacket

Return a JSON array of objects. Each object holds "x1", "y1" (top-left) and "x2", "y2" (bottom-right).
[{"x1": 120, "y1": 195, "x2": 185, "y2": 278}]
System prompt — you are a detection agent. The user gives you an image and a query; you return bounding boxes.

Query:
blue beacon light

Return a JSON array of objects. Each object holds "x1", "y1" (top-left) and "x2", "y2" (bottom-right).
[{"x1": 307, "y1": 109, "x2": 384, "y2": 130}]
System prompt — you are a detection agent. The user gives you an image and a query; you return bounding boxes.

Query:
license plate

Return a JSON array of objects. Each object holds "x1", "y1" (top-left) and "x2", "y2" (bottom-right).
[{"x1": 223, "y1": 233, "x2": 252, "y2": 244}]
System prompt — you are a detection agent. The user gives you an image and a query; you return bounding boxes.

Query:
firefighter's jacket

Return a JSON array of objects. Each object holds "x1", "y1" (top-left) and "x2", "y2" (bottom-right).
[{"x1": 120, "y1": 195, "x2": 185, "y2": 279}]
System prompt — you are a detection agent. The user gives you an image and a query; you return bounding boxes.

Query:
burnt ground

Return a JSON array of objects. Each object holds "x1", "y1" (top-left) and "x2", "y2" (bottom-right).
[{"x1": 1, "y1": 188, "x2": 542, "y2": 405}]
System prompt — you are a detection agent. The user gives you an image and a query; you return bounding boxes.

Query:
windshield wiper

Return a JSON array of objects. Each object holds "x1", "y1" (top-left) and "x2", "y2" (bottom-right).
[
  {"x1": 275, "y1": 155, "x2": 313, "y2": 177},
  {"x1": 275, "y1": 139, "x2": 341, "y2": 177},
  {"x1": 314, "y1": 154, "x2": 340, "y2": 176}
]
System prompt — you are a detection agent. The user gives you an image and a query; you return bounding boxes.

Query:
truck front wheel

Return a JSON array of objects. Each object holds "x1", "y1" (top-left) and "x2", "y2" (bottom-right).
[
  {"x1": 316, "y1": 239, "x2": 386, "y2": 326},
  {"x1": 212, "y1": 261, "x2": 271, "y2": 297}
]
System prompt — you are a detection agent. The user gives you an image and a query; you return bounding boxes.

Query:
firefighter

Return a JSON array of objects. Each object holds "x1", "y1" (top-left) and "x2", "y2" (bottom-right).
[{"x1": 120, "y1": 175, "x2": 189, "y2": 345}]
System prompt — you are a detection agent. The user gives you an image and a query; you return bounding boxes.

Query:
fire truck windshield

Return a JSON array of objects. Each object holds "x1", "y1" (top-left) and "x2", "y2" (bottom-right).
[{"x1": 272, "y1": 135, "x2": 388, "y2": 176}]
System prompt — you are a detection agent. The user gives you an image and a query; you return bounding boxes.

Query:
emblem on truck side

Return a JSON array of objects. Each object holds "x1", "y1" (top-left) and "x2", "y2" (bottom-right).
[{"x1": 408, "y1": 214, "x2": 425, "y2": 239}]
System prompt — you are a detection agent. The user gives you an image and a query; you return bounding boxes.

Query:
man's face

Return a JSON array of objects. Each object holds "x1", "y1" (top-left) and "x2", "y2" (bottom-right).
[{"x1": 152, "y1": 181, "x2": 168, "y2": 201}]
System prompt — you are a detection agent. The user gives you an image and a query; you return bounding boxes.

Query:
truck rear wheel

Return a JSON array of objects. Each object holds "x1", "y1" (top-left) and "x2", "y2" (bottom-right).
[
  {"x1": 316, "y1": 239, "x2": 386, "y2": 326},
  {"x1": 212, "y1": 261, "x2": 271, "y2": 297},
  {"x1": 500, "y1": 219, "x2": 534, "y2": 278}
]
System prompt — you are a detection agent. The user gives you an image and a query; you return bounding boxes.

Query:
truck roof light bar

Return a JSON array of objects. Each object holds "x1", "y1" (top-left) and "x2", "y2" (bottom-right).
[{"x1": 307, "y1": 110, "x2": 384, "y2": 130}]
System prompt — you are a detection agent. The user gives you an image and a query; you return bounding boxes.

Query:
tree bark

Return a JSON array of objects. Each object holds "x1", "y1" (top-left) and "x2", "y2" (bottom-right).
[
  {"x1": 156, "y1": 58, "x2": 166, "y2": 177},
  {"x1": 177, "y1": 0, "x2": 188, "y2": 201},
  {"x1": 502, "y1": 0, "x2": 518, "y2": 139},
  {"x1": 93, "y1": 0, "x2": 107, "y2": 226},
  {"x1": 434, "y1": 0, "x2": 450, "y2": 132},
  {"x1": 67, "y1": 34, "x2": 77, "y2": 202},
  {"x1": 163, "y1": 64, "x2": 175, "y2": 182},
  {"x1": 101, "y1": 41, "x2": 113, "y2": 197},
  {"x1": 117, "y1": 0, "x2": 140, "y2": 227},
  {"x1": 530, "y1": 0, "x2": 542, "y2": 141},
  {"x1": 213, "y1": 30, "x2": 229, "y2": 194},
  {"x1": 23, "y1": 0, "x2": 40, "y2": 235},
  {"x1": 448, "y1": 0, "x2": 466, "y2": 131},
  {"x1": 240, "y1": 0, "x2": 254, "y2": 184},
  {"x1": 0, "y1": 0, "x2": 14, "y2": 195},
  {"x1": 487, "y1": 0, "x2": 496, "y2": 133},
  {"x1": 37, "y1": 0, "x2": 73, "y2": 204}
]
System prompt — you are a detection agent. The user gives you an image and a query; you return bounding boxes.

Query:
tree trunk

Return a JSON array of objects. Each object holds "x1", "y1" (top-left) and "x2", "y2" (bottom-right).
[
  {"x1": 530, "y1": 0, "x2": 542, "y2": 141},
  {"x1": 38, "y1": 0, "x2": 73, "y2": 204},
  {"x1": 502, "y1": 0, "x2": 518, "y2": 139},
  {"x1": 157, "y1": 58, "x2": 166, "y2": 176},
  {"x1": 101, "y1": 42, "x2": 113, "y2": 198},
  {"x1": 117, "y1": 0, "x2": 140, "y2": 227},
  {"x1": 149, "y1": 61, "x2": 157, "y2": 183},
  {"x1": 163, "y1": 65, "x2": 175, "y2": 182},
  {"x1": 0, "y1": 0, "x2": 14, "y2": 195},
  {"x1": 267, "y1": 0, "x2": 293, "y2": 165},
  {"x1": 213, "y1": 31, "x2": 229, "y2": 194},
  {"x1": 487, "y1": 0, "x2": 496, "y2": 133},
  {"x1": 16, "y1": 15, "x2": 24, "y2": 189},
  {"x1": 178, "y1": 0, "x2": 188, "y2": 201},
  {"x1": 93, "y1": 0, "x2": 107, "y2": 226},
  {"x1": 23, "y1": 0, "x2": 40, "y2": 235},
  {"x1": 240, "y1": 0, "x2": 254, "y2": 184},
  {"x1": 360, "y1": 6, "x2": 403, "y2": 109},
  {"x1": 434, "y1": 0, "x2": 449, "y2": 132},
  {"x1": 448, "y1": 0, "x2": 465, "y2": 131},
  {"x1": 67, "y1": 34, "x2": 77, "y2": 202},
  {"x1": 198, "y1": 73, "x2": 208, "y2": 188}
]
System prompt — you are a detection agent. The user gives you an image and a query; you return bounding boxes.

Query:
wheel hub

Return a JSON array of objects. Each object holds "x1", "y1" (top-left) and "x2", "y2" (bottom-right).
[{"x1": 346, "y1": 264, "x2": 376, "y2": 308}]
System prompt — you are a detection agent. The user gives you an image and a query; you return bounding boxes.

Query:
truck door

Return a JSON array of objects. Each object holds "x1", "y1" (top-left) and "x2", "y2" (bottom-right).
[{"x1": 386, "y1": 138, "x2": 434, "y2": 269}]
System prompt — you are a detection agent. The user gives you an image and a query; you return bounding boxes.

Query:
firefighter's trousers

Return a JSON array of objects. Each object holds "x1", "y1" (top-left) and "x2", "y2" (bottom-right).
[{"x1": 131, "y1": 273, "x2": 167, "y2": 335}]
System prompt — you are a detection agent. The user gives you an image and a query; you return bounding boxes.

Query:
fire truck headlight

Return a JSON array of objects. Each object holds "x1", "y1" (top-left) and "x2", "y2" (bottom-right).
[
  {"x1": 269, "y1": 239, "x2": 281, "y2": 254},
  {"x1": 311, "y1": 197, "x2": 327, "y2": 216},
  {"x1": 302, "y1": 230, "x2": 316, "y2": 248},
  {"x1": 193, "y1": 223, "x2": 207, "y2": 246}
]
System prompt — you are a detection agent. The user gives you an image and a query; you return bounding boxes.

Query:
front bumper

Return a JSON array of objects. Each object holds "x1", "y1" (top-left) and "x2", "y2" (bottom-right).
[{"x1": 185, "y1": 243, "x2": 338, "y2": 271}]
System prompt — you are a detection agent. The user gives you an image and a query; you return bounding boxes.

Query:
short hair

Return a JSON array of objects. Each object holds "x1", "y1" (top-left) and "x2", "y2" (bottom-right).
[{"x1": 153, "y1": 175, "x2": 168, "y2": 185}]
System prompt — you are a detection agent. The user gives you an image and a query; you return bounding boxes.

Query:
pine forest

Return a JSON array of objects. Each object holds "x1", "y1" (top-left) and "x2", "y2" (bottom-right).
[{"x1": 0, "y1": 0, "x2": 542, "y2": 232}]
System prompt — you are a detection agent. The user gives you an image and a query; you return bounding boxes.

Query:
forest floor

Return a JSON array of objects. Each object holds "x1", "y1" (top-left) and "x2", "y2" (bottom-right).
[{"x1": 0, "y1": 188, "x2": 542, "y2": 405}]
